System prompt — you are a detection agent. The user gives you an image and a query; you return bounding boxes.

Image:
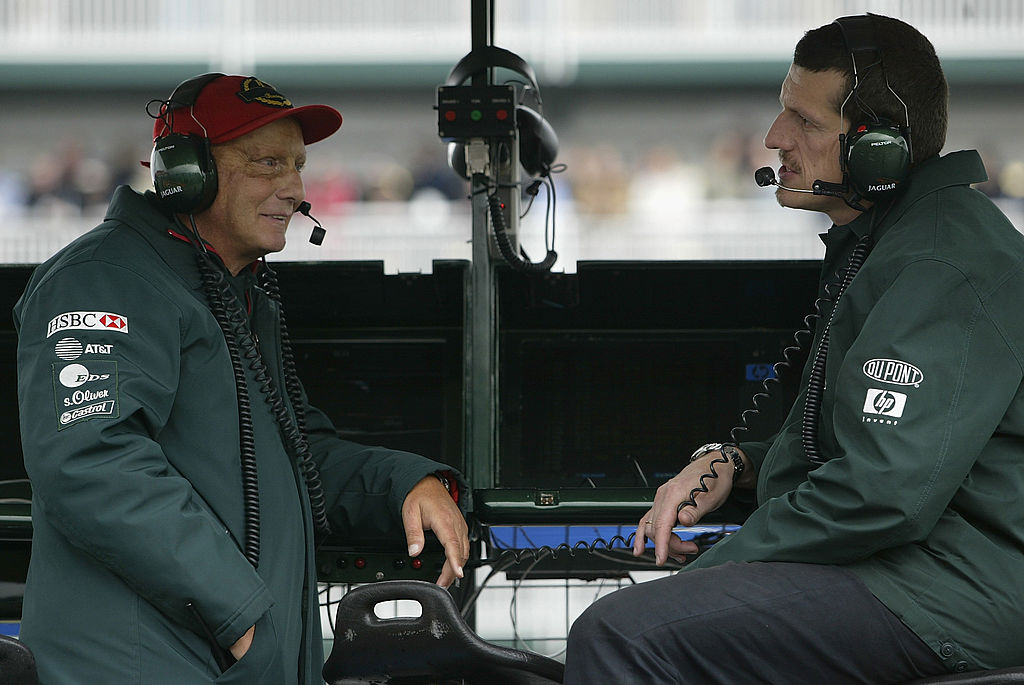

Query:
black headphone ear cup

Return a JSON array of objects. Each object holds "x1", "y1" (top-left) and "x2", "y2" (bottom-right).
[
  {"x1": 445, "y1": 46, "x2": 540, "y2": 92},
  {"x1": 845, "y1": 120, "x2": 911, "y2": 198},
  {"x1": 446, "y1": 142, "x2": 469, "y2": 180},
  {"x1": 443, "y1": 46, "x2": 558, "y2": 179},
  {"x1": 444, "y1": 111, "x2": 558, "y2": 179},
  {"x1": 150, "y1": 133, "x2": 218, "y2": 213},
  {"x1": 516, "y1": 106, "x2": 558, "y2": 177}
]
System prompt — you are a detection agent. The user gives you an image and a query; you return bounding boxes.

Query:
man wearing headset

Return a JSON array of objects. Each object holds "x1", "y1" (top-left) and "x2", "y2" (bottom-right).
[
  {"x1": 14, "y1": 75, "x2": 470, "y2": 684},
  {"x1": 566, "y1": 14, "x2": 1024, "y2": 684}
]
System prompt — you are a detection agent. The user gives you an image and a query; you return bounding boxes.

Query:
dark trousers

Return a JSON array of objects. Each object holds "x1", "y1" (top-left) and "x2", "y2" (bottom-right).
[{"x1": 564, "y1": 561, "x2": 948, "y2": 684}]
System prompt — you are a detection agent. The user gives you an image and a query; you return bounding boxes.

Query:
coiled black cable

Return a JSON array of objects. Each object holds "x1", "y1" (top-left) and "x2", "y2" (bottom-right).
[
  {"x1": 186, "y1": 222, "x2": 334, "y2": 569},
  {"x1": 256, "y1": 263, "x2": 331, "y2": 539},
  {"x1": 195, "y1": 253, "x2": 332, "y2": 541},
  {"x1": 676, "y1": 452, "x2": 732, "y2": 514},
  {"x1": 802, "y1": 233, "x2": 873, "y2": 466},
  {"x1": 481, "y1": 529, "x2": 730, "y2": 569},
  {"x1": 193, "y1": 250, "x2": 262, "y2": 569},
  {"x1": 487, "y1": 187, "x2": 558, "y2": 272},
  {"x1": 724, "y1": 223, "x2": 879, "y2": 471},
  {"x1": 729, "y1": 308, "x2": 821, "y2": 446}
]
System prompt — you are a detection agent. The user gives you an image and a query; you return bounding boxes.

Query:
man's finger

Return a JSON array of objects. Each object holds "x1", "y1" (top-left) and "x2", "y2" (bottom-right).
[
  {"x1": 403, "y1": 508, "x2": 426, "y2": 557},
  {"x1": 634, "y1": 515, "x2": 652, "y2": 556},
  {"x1": 435, "y1": 559, "x2": 457, "y2": 587}
]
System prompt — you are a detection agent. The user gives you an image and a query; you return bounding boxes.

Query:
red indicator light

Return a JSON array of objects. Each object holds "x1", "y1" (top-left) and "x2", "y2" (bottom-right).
[
  {"x1": 354, "y1": 557, "x2": 367, "y2": 569},
  {"x1": 496, "y1": 109, "x2": 509, "y2": 121},
  {"x1": 444, "y1": 110, "x2": 456, "y2": 122},
  {"x1": 411, "y1": 558, "x2": 423, "y2": 570}
]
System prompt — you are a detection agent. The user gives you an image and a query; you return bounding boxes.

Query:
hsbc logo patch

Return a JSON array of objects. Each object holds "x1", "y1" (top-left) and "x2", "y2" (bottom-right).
[{"x1": 47, "y1": 311, "x2": 129, "y2": 338}]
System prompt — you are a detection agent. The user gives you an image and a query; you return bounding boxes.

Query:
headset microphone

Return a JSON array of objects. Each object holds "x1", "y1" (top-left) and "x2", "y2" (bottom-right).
[
  {"x1": 296, "y1": 201, "x2": 325, "y2": 246},
  {"x1": 754, "y1": 167, "x2": 815, "y2": 194},
  {"x1": 754, "y1": 167, "x2": 857, "y2": 203},
  {"x1": 810, "y1": 179, "x2": 850, "y2": 199}
]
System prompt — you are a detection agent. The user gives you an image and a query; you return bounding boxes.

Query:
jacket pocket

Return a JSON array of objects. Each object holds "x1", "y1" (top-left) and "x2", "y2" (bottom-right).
[{"x1": 214, "y1": 612, "x2": 283, "y2": 684}]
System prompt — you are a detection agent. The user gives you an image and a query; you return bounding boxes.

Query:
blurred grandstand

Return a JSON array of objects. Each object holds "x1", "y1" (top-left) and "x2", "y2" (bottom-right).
[{"x1": 0, "y1": 0, "x2": 1022, "y2": 271}]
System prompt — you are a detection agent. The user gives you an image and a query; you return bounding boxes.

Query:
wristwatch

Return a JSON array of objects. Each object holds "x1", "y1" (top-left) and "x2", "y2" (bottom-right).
[{"x1": 688, "y1": 442, "x2": 745, "y2": 478}]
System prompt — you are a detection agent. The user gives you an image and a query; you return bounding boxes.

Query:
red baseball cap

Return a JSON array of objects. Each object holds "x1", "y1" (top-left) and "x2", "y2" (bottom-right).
[{"x1": 152, "y1": 73, "x2": 342, "y2": 146}]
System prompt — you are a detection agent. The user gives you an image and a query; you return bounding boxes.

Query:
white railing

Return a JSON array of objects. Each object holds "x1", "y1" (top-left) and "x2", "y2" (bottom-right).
[
  {"x1": 0, "y1": 197, "x2": 831, "y2": 272},
  {"x1": 1, "y1": 0, "x2": 1021, "y2": 80},
  {"x1": 5, "y1": 195, "x2": 1023, "y2": 273}
]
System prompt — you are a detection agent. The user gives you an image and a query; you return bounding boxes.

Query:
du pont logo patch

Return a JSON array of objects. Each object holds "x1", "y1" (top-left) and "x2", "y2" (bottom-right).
[
  {"x1": 47, "y1": 311, "x2": 128, "y2": 338},
  {"x1": 236, "y1": 77, "x2": 291, "y2": 108},
  {"x1": 862, "y1": 358, "x2": 923, "y2": 387}
]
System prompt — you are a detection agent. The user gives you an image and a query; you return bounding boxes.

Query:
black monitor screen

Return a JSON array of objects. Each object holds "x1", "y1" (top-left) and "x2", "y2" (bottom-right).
[{"x1": 498, "y1": 330, "x2": 801, "y2": 488}]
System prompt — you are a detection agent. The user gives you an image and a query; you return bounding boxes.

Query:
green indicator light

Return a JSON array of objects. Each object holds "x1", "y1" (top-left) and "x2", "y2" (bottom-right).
[{"x1": 470, "y1": 110, "x2": 483, "y2": 121}]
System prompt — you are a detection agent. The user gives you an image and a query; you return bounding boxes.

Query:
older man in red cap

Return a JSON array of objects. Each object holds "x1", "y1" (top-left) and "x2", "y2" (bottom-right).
[{"x1": 14, "y1": 74, "x2": 470, "y2": 685}]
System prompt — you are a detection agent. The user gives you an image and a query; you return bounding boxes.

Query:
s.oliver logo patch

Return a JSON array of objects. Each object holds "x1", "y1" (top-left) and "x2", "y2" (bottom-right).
[
  {"x1": 862, "y1": 358, "x2": 923, "y2": 386},
  {"x1": 53, "y1": 361, "x2": 119, "y2": 429},
  {"x1": 47, "y1": 311, "x2": 129, "y2": 338}
]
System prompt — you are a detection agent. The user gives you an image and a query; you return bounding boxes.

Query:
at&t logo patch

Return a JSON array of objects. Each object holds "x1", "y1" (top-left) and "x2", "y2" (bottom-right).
[{"x1": 54, "y1": 338, "x2": 114, "y2": 360}]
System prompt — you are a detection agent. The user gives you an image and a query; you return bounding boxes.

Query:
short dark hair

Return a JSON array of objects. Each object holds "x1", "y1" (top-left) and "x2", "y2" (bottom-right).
[{"x1": 793, "y1": 14, "x2": 948, "y2": 163}]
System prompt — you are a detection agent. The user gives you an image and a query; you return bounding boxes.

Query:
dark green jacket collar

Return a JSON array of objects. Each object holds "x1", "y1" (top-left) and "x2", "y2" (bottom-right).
[
  {"x1": 105, "y1": 185, "x2": 261, "y2": 295},
  {"x1": 847, "y1": 150, "x2": 987, "y2": 239},
  {"x1": 824, "y1": 150, "x2": 988, "y2": 246}
]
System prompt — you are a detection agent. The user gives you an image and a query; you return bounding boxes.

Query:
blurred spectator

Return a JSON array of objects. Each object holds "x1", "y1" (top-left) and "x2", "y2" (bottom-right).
[
  {"x1": 974, "y1": 147, "x2": 1004, "y2": 198},
  {"x1": 363, "y1": 162, "x2": 415, "y2": 202},
  {"x1": 0, "y1": 170, "x2": 26, "y2": 218},
  {"x1": 410, "y1": 143, "x2": 468, "y2": 201},
  {"x1": 563, "y1": 144, "x2": 630, "y2": 215},
  {"x1": 704, "y1": 131, "x2": 753, "y2": 200},
  {"x1": 627, "y1": 146, "x2": 702, "y2": 220},
  {"x1": 303, "y1": 165, "x2": 361, "y2": 215},
  {"x1": 1000, "y1": 160, "x2": 1024, "y2": 199},
  {"x1": 22, "y1": 140, "x2": 128, "y2": 218},
  {"x1": 24, "y1": 141, "x2": 88, "y2": 217}
]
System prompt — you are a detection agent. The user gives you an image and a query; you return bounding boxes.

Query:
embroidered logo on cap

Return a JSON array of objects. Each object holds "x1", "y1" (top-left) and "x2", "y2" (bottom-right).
[
  {"x1": 47, "y1": 311, "x2": 129, "y2": 338},
  {"x1": 236, "y1": 77, "x2": 291, "y2": 108}
]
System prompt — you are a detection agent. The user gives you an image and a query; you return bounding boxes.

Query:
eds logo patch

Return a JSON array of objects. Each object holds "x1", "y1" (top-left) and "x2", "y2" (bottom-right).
[{"x1": 53, "y1": 360, "x2": 119, "y2": 429}]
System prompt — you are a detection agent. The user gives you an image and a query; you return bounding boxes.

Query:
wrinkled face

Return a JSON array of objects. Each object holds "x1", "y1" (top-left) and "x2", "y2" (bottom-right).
[
  {"x1": 192, "y1": 118, "x2": 306, "y2": 274},
  {"x1": 764, "y1": 65, "x2": 860, "y2": 224}
]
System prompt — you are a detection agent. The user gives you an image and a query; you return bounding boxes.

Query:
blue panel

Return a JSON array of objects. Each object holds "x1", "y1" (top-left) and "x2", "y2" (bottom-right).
[{"x1": 488, "y1": 524, "x2": 738, "y2": 550}]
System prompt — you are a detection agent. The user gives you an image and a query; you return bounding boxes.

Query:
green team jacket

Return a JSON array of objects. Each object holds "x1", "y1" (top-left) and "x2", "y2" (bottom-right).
[
  {"x1": 687, "y1": 150, "x2": 1024, "y2": 673},
  {"x1": 14, "y1": 186, "x2": 467, "y2": 685}
]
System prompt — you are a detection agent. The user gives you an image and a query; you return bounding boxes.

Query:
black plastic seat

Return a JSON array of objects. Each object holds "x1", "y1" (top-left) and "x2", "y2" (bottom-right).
[
  {"x1": 322, "y1": 579, "x2": 564, "y2": 685},
  {"x1": 0, "y1": 634, "x2": 38, "y2": 685},
  {"x1": 904, "y1": 667, "x2": 1024, "y2": 684}
]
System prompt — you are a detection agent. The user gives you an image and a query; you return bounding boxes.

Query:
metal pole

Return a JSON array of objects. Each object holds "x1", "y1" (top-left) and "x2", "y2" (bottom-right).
[{"x1": 465, "y1": 0, "x2": 498, "y2": 489}]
